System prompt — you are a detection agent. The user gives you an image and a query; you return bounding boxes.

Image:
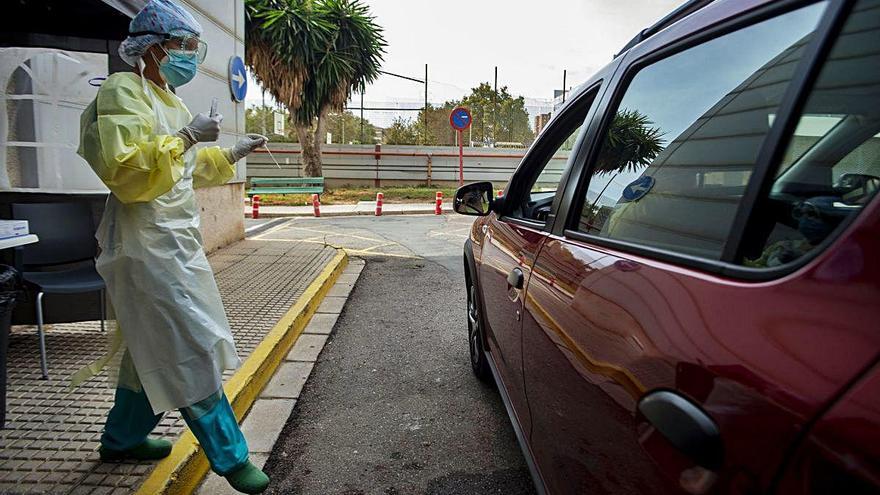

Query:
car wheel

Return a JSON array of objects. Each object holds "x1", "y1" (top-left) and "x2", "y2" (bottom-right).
[{"x1": 467, "y1": 281, "x2": 493, "y2": 384}]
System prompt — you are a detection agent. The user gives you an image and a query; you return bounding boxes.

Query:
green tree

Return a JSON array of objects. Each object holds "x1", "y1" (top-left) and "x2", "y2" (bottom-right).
[
  {"x1": 409, "y1": 103, "x2": 455, "y2": 146},
  {"x1": 404, "y1": 84, "x2": 534, "y2": 146},
  {"x1": 245, "y1": 0, "x2": 386, "y2": 176},
  {"x1": 595, "y1": 109, "x2": 665, "y2": 175},
  {"x1": 383, "y1": 117, "x2": 419, "y2": 145},
  {"x1": 459, "y1": 83, "x2": 532, "y2": 146},
  {"x1": 245, "y1": 105, "x2": 296, "y2": 142},
  {"x1": 326, "y1": 111, "x2": 377, "y2": 144}
]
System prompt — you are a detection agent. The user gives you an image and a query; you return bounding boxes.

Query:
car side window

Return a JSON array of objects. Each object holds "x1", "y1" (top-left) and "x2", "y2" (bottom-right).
[
  {"x1": 739, "y1": 0, "x2": 880, "y2": 268},
  {"x1": 511, "y1": 91, "x2": 594, "y2": 223},
  {"x1": 574, "y1": 2, "x2": 828, "y2": 260}
]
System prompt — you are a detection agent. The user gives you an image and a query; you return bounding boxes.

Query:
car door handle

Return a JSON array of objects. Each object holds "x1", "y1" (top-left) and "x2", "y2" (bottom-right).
[
  {"x1": 638, "y1": 390, "x2": 723, "y2": 470},
  {"x1": 507, "y1": 267, "x2": 524, "y2": 289}
]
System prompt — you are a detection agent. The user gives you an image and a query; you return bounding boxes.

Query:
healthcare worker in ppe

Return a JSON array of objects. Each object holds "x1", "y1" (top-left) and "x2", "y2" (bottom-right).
[{"x1": 77, "y1": 1, "x2": 269, "y2": 493}]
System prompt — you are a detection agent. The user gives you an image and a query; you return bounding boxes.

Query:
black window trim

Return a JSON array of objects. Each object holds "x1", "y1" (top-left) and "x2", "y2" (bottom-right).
[
  {"x1": 500, "y1": 79, "x2": 607, "y2": 232},
  {"x1": 722, "y1": 0, "x2": 857, "y2": 264},
  {"x1": 557, "y1": 0, "x2": 856, "y2": 281}
]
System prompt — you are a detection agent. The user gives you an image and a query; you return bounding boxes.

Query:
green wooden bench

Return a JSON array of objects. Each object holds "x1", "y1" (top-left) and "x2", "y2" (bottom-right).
[{"x1": 247, "y1": 177, "x2": 325, "y2": 197}]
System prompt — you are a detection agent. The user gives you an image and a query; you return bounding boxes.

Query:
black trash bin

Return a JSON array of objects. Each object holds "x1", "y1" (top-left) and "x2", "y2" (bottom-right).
[{"x1": 0, "y1": 265, "x2": 22, "y2": 429}]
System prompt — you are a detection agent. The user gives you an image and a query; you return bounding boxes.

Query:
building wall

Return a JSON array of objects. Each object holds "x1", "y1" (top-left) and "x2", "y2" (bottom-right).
[
  {"x1": 1, "y1": 0, "x2": 246, "y2": 254},
  {"x1": 176, "y1": 0, "x2": 247, "y2": 252}
]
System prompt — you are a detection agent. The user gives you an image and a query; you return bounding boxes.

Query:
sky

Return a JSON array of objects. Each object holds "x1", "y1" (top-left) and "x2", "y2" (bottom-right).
[{"x1": 246, "y1": 0, "x2": 684, "y2": 127}]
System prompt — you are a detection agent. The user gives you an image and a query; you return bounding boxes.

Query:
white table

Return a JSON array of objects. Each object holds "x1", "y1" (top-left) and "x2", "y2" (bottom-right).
[{"x1": 0, "y1": 235, "x2": 39, "y2": 250}]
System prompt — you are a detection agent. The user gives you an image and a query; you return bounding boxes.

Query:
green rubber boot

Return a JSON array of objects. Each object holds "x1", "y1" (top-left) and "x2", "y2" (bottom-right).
[
  {"x1": 225, "y1": 461, "x2": 269, "y2": 494},
  {"x1": 99, "y1": 437, "x2": 173, "y2": 462}
]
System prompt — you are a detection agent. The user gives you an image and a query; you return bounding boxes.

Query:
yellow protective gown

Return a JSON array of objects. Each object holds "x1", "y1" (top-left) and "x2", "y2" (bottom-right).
[{"x1": 78, "y1": 72, "x2": 240, "y2": 414}]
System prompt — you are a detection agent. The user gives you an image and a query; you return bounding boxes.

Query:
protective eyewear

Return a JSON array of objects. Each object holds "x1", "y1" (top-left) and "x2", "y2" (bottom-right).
[{"x1": 130, "y1": 31, "x2": 208, "y2": 64}]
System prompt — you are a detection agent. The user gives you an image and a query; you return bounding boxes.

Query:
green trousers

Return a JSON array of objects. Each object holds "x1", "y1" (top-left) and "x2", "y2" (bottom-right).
[{"x1": 101, "y1": 353, "x2": 248, "y2": 476}]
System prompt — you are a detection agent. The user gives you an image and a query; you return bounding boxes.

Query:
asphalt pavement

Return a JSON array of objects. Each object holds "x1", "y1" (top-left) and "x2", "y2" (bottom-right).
[{"x1": 259, "y1": 215, "x2": 536, "y2": 495}]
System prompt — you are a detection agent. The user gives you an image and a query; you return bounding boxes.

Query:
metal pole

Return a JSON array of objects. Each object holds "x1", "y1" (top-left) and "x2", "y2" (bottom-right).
[
  {"x1": 261, "y1": 89, "x2": 266, "y2": 136},
  {"x1": 458, "y1": 129, "x2": 464, "y2": 185},
  {"x1": 424, "y1": 64, "x2": 428, "y2": 145},
  {"x1": 360, "y1": 92, "x2": 365, "y2": 144},
  {"x1": 562, "y1": 70, "x2": 567, "y2": 103},
  {"x1": 493, "y1": 66, "x2": 498, "y2": 145}
]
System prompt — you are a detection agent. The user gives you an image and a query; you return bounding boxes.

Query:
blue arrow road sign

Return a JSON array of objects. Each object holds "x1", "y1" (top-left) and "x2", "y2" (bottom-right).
[
  {"x1": 622, "y1": 175, "x2": 655, "y2": 202},
  {"x1": 229, "y1": 56, "x2": 248, "y2": 102},
  {"x1": 450, "y1": 107, "x2": 472, "y2": 131}
]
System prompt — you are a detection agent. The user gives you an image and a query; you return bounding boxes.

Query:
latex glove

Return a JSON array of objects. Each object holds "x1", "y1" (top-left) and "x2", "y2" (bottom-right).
[
  {"x1": 225, "y1": 133, "x2": 268, "y2": 163},
  {"x1": 177, "y1": 112, "x2": 223, "y2": 149}
]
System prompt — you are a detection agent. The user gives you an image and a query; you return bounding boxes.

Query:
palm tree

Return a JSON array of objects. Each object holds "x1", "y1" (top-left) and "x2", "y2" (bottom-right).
[
  {"x1": 245, "y1": 0, "x2": 386, "y2": 176},
  {"x1": 595, "y1": 109, "x2": 664, "y2": 175}
]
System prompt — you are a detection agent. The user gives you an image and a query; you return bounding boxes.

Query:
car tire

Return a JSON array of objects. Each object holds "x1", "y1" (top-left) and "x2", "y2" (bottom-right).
[{"x1": 467, "y1": 280, "x2": 493, "y2": 384}]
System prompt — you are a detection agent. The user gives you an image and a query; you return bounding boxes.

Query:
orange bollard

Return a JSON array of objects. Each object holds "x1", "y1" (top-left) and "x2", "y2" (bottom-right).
[
  {"x1": 435, "y1": 191, "x2": 443, "y2": 215},
  {"x1": 375, "y1": 192, "x2": 384, "y2": 216},
  {"x1": 252, "y1": 195, "x2": 260, "y2": 219},
  {"x1": 312, "y1": 194, "x2": 321, "y2": 217}
]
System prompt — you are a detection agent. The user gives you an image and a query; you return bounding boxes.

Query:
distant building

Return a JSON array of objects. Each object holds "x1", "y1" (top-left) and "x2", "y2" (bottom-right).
[{"x1": 535, "y1": 112, "x2": 552, "y2": 136}]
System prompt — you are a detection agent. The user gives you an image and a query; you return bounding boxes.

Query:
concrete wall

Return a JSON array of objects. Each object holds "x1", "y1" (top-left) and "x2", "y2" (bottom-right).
[
  {"x1": 196, "y1": 181, "x2": 245, "y2": 253},
  {"x1": 247, "y1": 144, "x2": 566, "y2": 188}
]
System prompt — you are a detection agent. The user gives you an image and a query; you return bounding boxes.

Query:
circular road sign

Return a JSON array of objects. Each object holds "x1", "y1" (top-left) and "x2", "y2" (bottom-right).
[
  {"x1": 228, "y1": 56, "x2": 248, "y2": 102},
  {"x1": 622, "y1": 175, "x2": 656, "y2": 202},
  {"x1": 450, "y1": 107, "x2": 472, "y2": 131}
]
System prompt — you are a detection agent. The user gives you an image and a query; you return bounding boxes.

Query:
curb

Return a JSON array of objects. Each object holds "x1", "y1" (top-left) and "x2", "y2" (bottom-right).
[{"x1": 135, "y1": 250, "x2": 349, "y2": 495}]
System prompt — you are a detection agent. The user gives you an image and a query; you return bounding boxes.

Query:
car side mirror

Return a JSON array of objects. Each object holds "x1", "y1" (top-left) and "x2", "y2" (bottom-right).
[{"x1": 454, "y1": 182, "x2": 494, "y2": 216}]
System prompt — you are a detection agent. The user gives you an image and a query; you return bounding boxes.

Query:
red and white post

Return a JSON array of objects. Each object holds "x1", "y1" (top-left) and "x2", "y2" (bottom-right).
[
  {"x1": 312, "y1": 194, "x2": 321, "y2": 217},
  {"x1": 435, "y1": 191, "x2": 443, "y2": 215},
  {"x1": 375, "y1": 192, "x2": 384, "y2": 216},
  {"x1": 497, "y1": 190, "x2": 503, "y2": 198},
  {"x1": 458, "y1": 129, "x2": 464, "y2": 186},
  {"x1": 252, "y1": 195, "x2": 260, "y2": 219}
]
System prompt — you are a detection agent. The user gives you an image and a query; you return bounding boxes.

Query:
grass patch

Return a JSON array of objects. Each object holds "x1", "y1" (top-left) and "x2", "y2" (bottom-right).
[{"x1": 255, "y1": 185, "x2": 463, "y2": 205}]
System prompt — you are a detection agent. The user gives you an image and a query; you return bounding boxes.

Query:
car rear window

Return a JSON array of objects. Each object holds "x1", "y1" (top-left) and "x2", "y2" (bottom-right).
[
  {"x1": 738, "y1": 0, "x2": 880, "y2": 268},
  {"x1": 575, "y1": 2, "x2": 828, "y2": 260}
]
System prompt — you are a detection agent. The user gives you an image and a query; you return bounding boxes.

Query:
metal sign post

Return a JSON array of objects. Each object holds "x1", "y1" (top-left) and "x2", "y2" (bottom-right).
[{"x1": 449, "y1": 107, "x2": 472, "y2": 186}]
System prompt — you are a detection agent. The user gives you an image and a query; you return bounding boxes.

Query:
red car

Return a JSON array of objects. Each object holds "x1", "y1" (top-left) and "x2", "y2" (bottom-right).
[{"x1": 454, "y1": 0, "x2": 880, "y2": 493}]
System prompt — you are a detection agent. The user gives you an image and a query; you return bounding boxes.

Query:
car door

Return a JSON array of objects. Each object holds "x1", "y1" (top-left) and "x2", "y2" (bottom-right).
[
  {"x1": 477, "y1": 86, "x2": 603, "y2": 440},
  {"x1": 522, "y1": 1, "x2": 880, "y2": 493},
  {"x1": 774, "y1": 361, "x2": 880, "y2": 495}
]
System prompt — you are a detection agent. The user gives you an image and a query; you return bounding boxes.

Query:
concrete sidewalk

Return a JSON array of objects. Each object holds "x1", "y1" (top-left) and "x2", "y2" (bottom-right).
[
  {"x1": 0, "y1": 237, "x2": 342, "y2": 494},
  {"x1": 246, "y1": 201, "x2": 453, "y2": 218}
]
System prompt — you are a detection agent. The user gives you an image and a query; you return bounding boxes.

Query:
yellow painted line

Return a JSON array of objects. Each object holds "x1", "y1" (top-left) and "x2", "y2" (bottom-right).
[
  {"x1": 339, "y1": 249, "x2": 420, "y2": 259},
  {"x1": 249, "y1": 220, "x2": 292, "y2": 241},
  {"x1": 247, "y1": 238, "x2": 420, "y2": 260},
  {"x1": 136, "y1": 250, "x2": 349, "y2": 495},
  {"x1": 282, "y1": 226, "x2": 387, "y2": 244},
  {"x1": 358, "y1": 242, "x2": 398, "y2": 253}
]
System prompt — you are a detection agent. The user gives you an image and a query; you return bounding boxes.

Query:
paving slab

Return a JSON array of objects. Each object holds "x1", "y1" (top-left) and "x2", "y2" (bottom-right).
[
  {"x1": 316, "y1": 296, "x2": 348, "y2": 314},
  {"x1": 335, "y1": 273, "x2": 361, "y2": 285},
  {"x1": 302, "y1": 313, "x2": 340, "y2": 335},
  {"x1": 261, "y1": 361, "x2": 315, "y2": 399},
  {"x1": 285, "y1": 334, "x2": 330, "y2": 362},
  {"x1": 240, "y1": 399, "x2": 297, "y2": 454}
]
